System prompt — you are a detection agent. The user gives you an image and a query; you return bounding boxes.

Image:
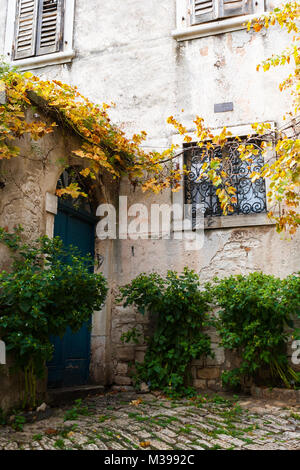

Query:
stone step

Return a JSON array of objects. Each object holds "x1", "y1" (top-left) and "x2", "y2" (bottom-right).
[{"x1": 47, "y1": 384, "x2": 106, "y2": 406}]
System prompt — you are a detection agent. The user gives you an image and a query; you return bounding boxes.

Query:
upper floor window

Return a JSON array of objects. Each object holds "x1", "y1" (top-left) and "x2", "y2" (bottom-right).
[
  {"x1": 13, "y1": 0, "x2": 64, "y2": 60},
  {"x1": 4, "y1": 0, "x2": 75, "y2": 69},
  {"x1": 173, "y1": 0, "x2": 266, "y2": 41},
  {"x1": 192, "y1": 0, "x2": 253, "y2": 25},
  {"x1": 184, "y1": 140, "x2": 267, "y2": 220}
]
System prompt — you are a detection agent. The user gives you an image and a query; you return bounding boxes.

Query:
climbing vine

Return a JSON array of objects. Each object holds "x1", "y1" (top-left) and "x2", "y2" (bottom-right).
[
  {"x1": 0, "y1": 61, "x2": 180, "y2": 196},
  {"x1": 166, "y1": 2, "x2": 300, "y2": 235}
]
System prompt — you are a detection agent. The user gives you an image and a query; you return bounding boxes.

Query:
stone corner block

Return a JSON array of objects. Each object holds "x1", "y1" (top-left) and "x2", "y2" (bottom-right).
[
  {"x1": 114, "y1": 376, "x2": 132, "y2": 386},
  {"x1": 197, "y1": 367, "x2": 220, "y2": 380},
  {"x1": 45, "y1": 192, "x2": 58, "y2": 215},
  {"x1": 116, "y1": 346, "x2": 135, "y2": 362}
]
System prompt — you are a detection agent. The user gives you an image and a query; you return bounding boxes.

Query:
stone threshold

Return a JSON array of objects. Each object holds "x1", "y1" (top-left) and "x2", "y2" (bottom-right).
[{"x1": 47, "y1": 384, "x2": 106, "y2": 407}]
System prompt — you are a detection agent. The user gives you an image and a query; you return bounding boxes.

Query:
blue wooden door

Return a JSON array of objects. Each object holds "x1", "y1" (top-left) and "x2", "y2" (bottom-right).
[{"x1": 47, "y1": 201, "x2": 96, "y2": 389}]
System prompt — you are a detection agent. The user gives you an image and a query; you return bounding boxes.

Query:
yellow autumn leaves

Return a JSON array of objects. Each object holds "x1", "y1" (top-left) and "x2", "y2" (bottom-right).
[
  {"x1": 0, "y1": 68, "x2": 181, "y2": 194},
  {"x1": 0, "y1": 1, "x2": 299, "y2": 234}
]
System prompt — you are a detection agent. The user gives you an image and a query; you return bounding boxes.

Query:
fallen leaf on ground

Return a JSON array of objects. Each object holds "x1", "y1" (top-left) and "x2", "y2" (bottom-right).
[
  {"x1": 130, "y1": 398, "x2": 142, "y2": 406},
  {"x1": 140, "y1": 441, "x2": 151, "y2": 448},
  {"x1": 44, "y1": 428, "x2": 57, "y2": 436}
]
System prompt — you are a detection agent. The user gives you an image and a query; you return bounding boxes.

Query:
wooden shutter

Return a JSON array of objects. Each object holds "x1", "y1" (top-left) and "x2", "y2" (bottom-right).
[
  {"x1": 13, "y1": 0, "x2": 39, "y2": 59},
  {"x1": 36, "y1": 0, "x2": 64, "y2": 56},
  {"x1": 192, "y1": 0, "x2": 218, "y2": 25},
  {"x1": 219, "y1": 0, "x2": 253, "y2": 19}
]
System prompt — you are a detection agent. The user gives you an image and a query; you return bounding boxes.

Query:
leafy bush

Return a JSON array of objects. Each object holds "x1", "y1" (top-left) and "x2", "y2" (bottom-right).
[
  {"x1": 210, "y1": 272, "x2": 300, "y2": 389},
  {"x1": 118, "y1": 268, "x2": 213, "y2": 397},
  {"x1": 0, "y1": 227, "x2": 108, "y2": 408}
]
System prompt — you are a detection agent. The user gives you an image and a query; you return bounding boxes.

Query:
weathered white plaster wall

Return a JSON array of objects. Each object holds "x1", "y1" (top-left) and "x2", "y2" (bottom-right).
[
  {"x1": 0, "y1": 1, "x2": 293, "y2": 137},
  {"x1": 0, "y1": 0, "x2": 299, "y2": 391}
]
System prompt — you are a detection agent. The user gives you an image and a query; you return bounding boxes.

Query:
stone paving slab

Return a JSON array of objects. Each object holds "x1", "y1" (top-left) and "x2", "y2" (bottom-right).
[{"x1": 0, "y1": 391, "x2": 300, "y2": 450}]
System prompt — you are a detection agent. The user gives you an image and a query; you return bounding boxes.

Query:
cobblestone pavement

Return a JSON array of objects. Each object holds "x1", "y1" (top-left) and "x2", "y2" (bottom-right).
[{"x1": 0, "y1": 391, "x2": 300, "y2": 450}]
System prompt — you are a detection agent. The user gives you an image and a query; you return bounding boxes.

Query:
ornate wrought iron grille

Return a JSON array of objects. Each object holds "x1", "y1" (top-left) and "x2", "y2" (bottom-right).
[{"x1": 184, "y1": 140, "x2": 267, "y2": 219}]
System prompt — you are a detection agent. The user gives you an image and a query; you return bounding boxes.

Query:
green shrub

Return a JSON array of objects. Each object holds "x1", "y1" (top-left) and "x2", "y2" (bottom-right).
[
  {"x1": 0, "y1": 226, "x2": 108, "y2": 408},
  {"x1": 118, "y1": 268, "x2": 213, "y2": 396},
  {"x1": 210, "y1": 272, "x2": 300, "y2": 389}
]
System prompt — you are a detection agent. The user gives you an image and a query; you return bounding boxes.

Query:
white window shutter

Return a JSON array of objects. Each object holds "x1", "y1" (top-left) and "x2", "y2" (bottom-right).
[
  {"x1": 13, "y1": 0, "x2": 39, "y2": 59},
  {"x1": 219, "y1": 0, "x2": 253, "y2": 19},
  {"x1": 191, "y1": 0, "x2": 218, "y2": 25},
  {"x1": 36, "y1": 0, "x2": 64, "y2": 56}
]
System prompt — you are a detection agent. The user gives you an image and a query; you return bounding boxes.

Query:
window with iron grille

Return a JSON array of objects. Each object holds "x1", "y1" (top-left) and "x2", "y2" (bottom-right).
[
  {"x1": 191, "y1": 0, "x2": 254, "y2": 25},
  {"x1": 184, "y1": 140, "x2": 267, "y2": 220},
  {"x1": 13, "y1": 0, "x2": 64, "y2": 60}
]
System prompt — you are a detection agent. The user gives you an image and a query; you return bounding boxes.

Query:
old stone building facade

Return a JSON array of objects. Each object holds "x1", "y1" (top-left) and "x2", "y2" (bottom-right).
[{"x1": 0, "y1": 0, "x2": 299, "y2": 408}]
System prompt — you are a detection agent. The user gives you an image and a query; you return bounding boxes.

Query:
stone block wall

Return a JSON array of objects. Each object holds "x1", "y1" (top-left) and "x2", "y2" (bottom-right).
[
  {"x1": 190, "y1": 329, "x2": 225, "y2": 392},
  {"x1": 111, "y1": 304, "x2": 300, "y2": 393},
  {"x1": 110, "y1": 304, "x2": 235, "y2": 391},
  {"x1": 111, "y1": 304, "x2": 150, "y2": 388}
]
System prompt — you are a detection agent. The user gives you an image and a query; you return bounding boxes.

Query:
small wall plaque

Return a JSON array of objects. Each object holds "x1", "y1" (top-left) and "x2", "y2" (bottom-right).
[{"x1": 214, "y1": 102, "x2": 234, "y2": 113}]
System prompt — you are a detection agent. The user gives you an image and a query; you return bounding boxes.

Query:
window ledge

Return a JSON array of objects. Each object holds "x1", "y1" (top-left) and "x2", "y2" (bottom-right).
[
  {"x1": 9, "y1": 50, "x2": 76, "y2": 71},
  {"x1": 204, "y1": 213, "x2": 275, "y2": 230},
  {"x1": 172, "y1": 213, "x2": 276, "y2": 232},
  {"x1": 172, "y1": 13, "x2": 260, "y2": 41}
]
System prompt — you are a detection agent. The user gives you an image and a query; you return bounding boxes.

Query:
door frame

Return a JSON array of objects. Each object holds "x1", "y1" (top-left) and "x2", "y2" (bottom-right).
[{"x1": 47, "y1": 198, "x2": 98, "y2": 388}]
